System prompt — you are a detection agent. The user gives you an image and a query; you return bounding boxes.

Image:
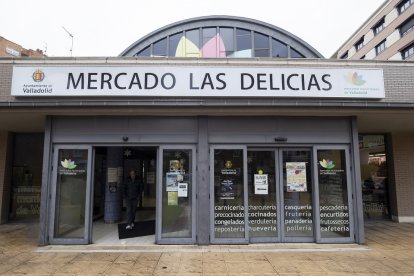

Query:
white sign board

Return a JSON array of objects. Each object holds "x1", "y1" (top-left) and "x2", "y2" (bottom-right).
[
  {"x1": 178, "y1": 183, "x2": 188, "y2": 197},
  {"x1": 11, "y1": 66, "x2": 385, "y2": 98},
  {"x1": 254, "y1": 174, "x2": 268, "y2": 195}
]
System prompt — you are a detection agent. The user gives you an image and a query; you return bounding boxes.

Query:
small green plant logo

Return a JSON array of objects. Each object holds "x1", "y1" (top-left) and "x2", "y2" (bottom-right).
[
  {"x1": 319, "y1": 159, "x2": 335, "y2": 169},
  {"x1": 61, "y1": 159, "x2": 77, "y2": 169}
]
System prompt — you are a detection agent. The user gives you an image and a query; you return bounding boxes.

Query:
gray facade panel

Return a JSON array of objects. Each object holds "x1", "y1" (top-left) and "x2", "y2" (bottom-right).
[
  {"x1": 208, "y1": 117, "x2": 351, "y2": 144},
  {"x1": 51, "y1": 117, "x2": 198, "y2": 144}
]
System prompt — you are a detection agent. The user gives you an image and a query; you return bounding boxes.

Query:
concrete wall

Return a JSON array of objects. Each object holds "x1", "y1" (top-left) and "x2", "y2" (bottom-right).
[
  {"x1": 0, "y1": 132, "x2": 12, "y2": 223},
  {"x1": 390, "y1": 132, "x2": 414, "y2": 222}
]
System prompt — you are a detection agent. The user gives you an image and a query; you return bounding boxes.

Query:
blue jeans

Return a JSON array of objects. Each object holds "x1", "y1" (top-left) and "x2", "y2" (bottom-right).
[{"x1": 126, "y1": 198, "x2": 138, "y2": 225}]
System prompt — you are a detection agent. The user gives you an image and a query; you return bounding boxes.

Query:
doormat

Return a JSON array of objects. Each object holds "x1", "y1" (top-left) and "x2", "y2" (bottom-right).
[{"x1": 118, "y1": 220, "x2": 155, "y2": 240}]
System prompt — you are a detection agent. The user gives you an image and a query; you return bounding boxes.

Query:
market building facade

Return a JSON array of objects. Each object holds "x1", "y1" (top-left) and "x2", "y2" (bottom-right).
[{"x1": 0, "y1": 16, "x2": 413, "y2": 246}]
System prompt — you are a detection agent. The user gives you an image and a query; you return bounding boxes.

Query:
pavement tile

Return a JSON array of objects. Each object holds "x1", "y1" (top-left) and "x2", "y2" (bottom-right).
[
  {"x1": 202, "y1": 252, "x2": 224, "y2": 261},
  {"x1": 243, "y1": 252, "x2": 268, "y2": 261},
  {"x1": 130, "y1": 260, "x2": 157, "y2": 274},
  {"x1": 72, "y1": 252, "x2": 119, "y2": 262},
  {"x1": 203, "y1": 260, "x2": 227, "y2": 273},
  {"x1": 0, "y1": 221, "x2": 414, "y2": 276},
  {"x1": 154, "y1": 261, "x2": 180, "y2": 273},
  {"x1": 54, "y1": 260, "x2": 111, "y2": 274},
  {"x1": 138, "y1": 252, "x2": 162, "y2": 261},
  {"x1": 114, "y1": 252, "x2": 141, "y2": 263},
  {"x1": 102, "y1": 262, "x2": 134, "y2": 275},
  {"x1": 225, "y1": 261, "x2": 251, "y2": 273},
  {"x1": 247, "y1": 261, "x2": 276, "y2": 273},
  {"x1": 268, "y1": 259, "x2": 301, "y2": 273},
  {"x1": 179, "y1": 260, "x2": 202, "y2": 273}
]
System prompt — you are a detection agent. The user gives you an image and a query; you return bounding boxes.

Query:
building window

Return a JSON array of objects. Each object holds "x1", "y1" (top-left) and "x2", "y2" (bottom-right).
[
  {"x1": 340, "y1": 51, "x2": 348, "y2": 59},
  {"x1": 271, "y1": 38, "x2": 288, "y2": 58},
  {"x1": 355, "y1": 37, "x2": 364, "y2": 51},
  {"x1": 375, "y1": 40, "x2": 386, "y2": 55},
  {"x1": 399, "y1": 16, "x2": 414, "y2": 37},
  {"x1": 152, "y1": 38, "x2": 167, "y2": 57},
  {"x1": 236, "y1": 28, "x2": 252, "y2": 57},
  {"x1": 136, "y1": 46, "x2": 150, "y2": 57},
  {"x1": 401, "y1": 43, "x2": 414, "y2": 59},
  {"x1": 290, "y1": 47, "x2": 305, "y2": 58},
  {"x1": 169, "y1": 32, "x2": 183, "y2": 56},
  {"x1": 373, "y1": 18, "x2": 385, "y2": 35},
  {"x1": 219, "y1": 27, "x2": 234, "y2": 57},
  {"x1": 398, "y1": 0, "x2": 414, "y2": 14},
  {"x1": 254, "y1": 32, "x2": 270, "y2": 57}
]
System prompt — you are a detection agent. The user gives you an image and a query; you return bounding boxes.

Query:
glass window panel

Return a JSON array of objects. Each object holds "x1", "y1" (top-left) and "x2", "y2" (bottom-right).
[
  {"x1": 318, "y1": 149, "x2": 351, "y2": 238},
  {"x1": 202, "y1": 27, "x2": 217, "y2": 57},
  {"x1": 169, "y1": 33, "x2": 182, "y2": 56},
  {"x1": 136, "y1": 46, "x2": 150, "y2": 57},
  {"x1": 55, "y1": 149, "x2": 88, "y2": 239},
  {"x1": 220, "y1": 27, "x2": 234, "y2": 56},
  {"x1": 203, "y1": 27, "x2": 216, "y2": 42},
  {"x1": 248, "y1": 151, "x2": 277, "y2": 238},
  {"x1": 161, "y1": 149, "x2": 192, "y2": 238},
  {"x1": 10, "y1": 134, "x2": 43, "y2": 220},
  {"x1": 254, "y1": 49, "x2": 270, "y2": 57},
  {"x1": 254, "y1": 32, "x2": 269, "y2": 49},
  {"x1": 359, "y1": 135, "x2": 390, "y2": 219},
  {"x1": 272, "y1": 39, "x2": 288, "y2": 58},
  {"x1": 152, "y1": 38, "x2": 167, "y2": 57},
  {"x1": 400, "y1": 16, "x2": 414, "y2": 36},
  {"x1": 283, "y1": 150, "x2": 313, "y2": 238},
  {"x1": 185, "y1": 29, "x2": 200, "y2": 57},
  {"x1": 236, "y1": 28, "x2": 251, "y2": 51},
  {"x1": 214, "y1": 149, "x2": 245, "y2": 239},
  {"x1": 291, "y1": 48, "x2": 305, "y2": 58}
]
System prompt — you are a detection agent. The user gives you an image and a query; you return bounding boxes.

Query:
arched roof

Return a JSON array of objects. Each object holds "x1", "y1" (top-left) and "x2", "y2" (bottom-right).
[{"x1": 120, "y1": 15, "x2": 323, "y2": 58}]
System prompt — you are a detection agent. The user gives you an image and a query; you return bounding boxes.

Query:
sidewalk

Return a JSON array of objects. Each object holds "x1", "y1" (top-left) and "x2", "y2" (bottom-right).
[{"x1": 0, "y1": 220, "x2": 413, "y2": 275}]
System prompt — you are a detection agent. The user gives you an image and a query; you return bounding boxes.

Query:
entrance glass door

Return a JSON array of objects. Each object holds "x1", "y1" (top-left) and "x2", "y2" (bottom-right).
[
  {"x1": 281, "y1": 149, "x2": 314, "y2": 242},
  {"x1": 211, "y1": 146, "x2": 354, "y2": 244},
  {"x1": 315, "y1": 147, "x2": 354, "y2": 243},
  {"x1": 49, "y1": 145, "x2": 93, "y2": 244},
  {"x1": 211, "y1": 146, "x2": 248, "y2": 244},
  {"x1": 247, "y1": 150, "x2": 279, "y2": 242},
  {"x1": 157, "y1": 145, "x2": 196, "y2": 244},
  {"x1": 246, "y1": 149, "x2": 314, "y2": 243}
]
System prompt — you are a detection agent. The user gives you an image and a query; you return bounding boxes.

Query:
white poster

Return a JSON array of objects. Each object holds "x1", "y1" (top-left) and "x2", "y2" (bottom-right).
[
  {"x1": 254, "y1": 174, "x2": 268, "y2": 195},
  {"x1": 286, "y1": 162, "x2": 307, "y2": 192},
  {"x1": 166, "y1": 172, "x2": 179, "y2": 192},
  {"x1": 178, "y1": 183, "x2": 188, "y2": 197},
  {"x1": 107, "y1": 168, "x2": 118, "y2": 183}
]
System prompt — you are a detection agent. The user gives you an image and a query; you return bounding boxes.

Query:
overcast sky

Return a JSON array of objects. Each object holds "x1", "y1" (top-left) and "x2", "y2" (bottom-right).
[{"x1": 1, "y1": 0, "x2": 385, "y2": 58}]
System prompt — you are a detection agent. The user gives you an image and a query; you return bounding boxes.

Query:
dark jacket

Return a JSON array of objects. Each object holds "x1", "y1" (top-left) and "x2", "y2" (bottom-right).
[{"x1": 123, "y1": 177, "x2": 143, "y2": 200}]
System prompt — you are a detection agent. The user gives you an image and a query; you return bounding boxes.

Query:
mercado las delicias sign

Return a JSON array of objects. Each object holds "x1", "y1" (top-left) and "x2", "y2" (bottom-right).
[{"x1": 11, "y1": 66, "x2": 385, "y2": 98}]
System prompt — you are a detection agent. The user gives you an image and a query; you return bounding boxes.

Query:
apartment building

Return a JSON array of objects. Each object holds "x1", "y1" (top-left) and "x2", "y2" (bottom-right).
[{"x1": 334, "y1": 0, "x2": 414, "y2": 60}]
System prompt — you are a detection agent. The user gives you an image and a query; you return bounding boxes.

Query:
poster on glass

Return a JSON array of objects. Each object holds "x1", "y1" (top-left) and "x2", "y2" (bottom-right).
[{"x1": 286, "y1": 162, "x2": 307, "y2": 192}]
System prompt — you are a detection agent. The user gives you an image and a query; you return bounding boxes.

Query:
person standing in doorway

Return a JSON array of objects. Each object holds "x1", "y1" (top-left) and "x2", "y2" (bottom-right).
[{"x1": 124, "y1": 169, "x2": 143, "y2": 230}]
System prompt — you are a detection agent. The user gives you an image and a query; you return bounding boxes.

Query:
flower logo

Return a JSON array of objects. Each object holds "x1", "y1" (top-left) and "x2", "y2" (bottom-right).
[
  {"x1": 32, "y1": 69, "x2": 45, "y2": 82},
  {"x1": 319, "y1": 159, "x2": 335, "y2": 169},
  {"x1": 61, "y1": 159, "x2": 77, "y2": 169},
  {"x1": 346, "y1": 72, "x2": 366, "y2": 86}
]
